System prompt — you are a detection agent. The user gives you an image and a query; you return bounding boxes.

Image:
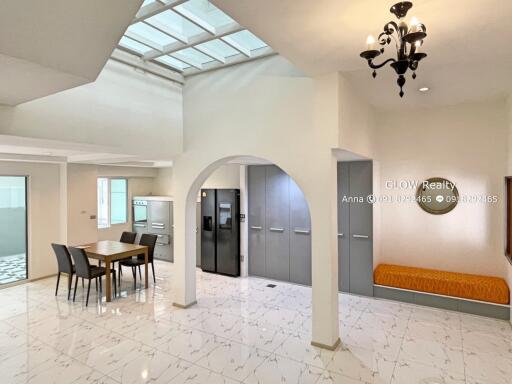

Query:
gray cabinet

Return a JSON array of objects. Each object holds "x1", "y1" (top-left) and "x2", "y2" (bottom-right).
[
  {"x1": 248, "y1": 166, "x2": 266, "y2": 277},
  {"x1": 265, "y1": 166, "x2": 290, "y2": 282},
  {"x1": 149, "y1": 201, "x2": 170, "y2": 234},
  {"x1": 290, "y1": 178, "x2": 311, "y2": 285},
  {"x1": 337, "y1": 161, "x2": 373, "y2": 297},
  {"x1": 338, "y1": 163, "x2": 350, "y2": 292},
  {"x1": 248, "y1": 165, "x2": 311, "y2": 285}
]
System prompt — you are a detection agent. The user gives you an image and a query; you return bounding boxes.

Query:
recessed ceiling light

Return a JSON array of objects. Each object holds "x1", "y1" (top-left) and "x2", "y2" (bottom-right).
[{"x1": 419, "y1": 87, "x2": 430, "y2": 92}]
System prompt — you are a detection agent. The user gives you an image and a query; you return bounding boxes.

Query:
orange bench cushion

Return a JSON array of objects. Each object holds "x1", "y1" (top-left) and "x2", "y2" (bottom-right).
[{"x1": 374, "y1": 264, "x2": 510, "y2": 305}]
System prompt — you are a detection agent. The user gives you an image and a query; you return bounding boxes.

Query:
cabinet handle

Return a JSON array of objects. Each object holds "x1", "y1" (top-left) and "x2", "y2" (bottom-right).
[
  {"x1": 352, "y1": 234, "x2": 369, "y2": 239},
  {"x1": 269, "y1": 227, "x2": 284, "y2": 232},
  {"x1": 294, "y1": 229, "x2": 310, "y2": 234},
  {"x1": 338, "y1": 233, "x2": 344, "y2": 237},
  {"x1": 134, "y1": 224, "x2": 146, "y2": 227},
  {"x1": 156, "y1": 242, "x2": 168, "y2": 246},
  {"x1": 152, "y1": 222, "x2": 165, "y2": 226},
  {"x1": 250, "y1": 226, "x2": 262, "y2": 230}
]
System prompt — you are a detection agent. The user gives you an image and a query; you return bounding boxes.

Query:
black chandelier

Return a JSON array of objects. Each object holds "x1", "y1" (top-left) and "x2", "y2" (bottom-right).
[{"x1": 360, "y1": 1, "x2": 427, "y2": 97}]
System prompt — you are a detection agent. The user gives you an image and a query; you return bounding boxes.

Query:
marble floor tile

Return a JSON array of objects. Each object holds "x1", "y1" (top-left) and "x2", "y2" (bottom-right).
[
  {"x1": 274, "y1": 331, "x2": 335, "y2": 369},
  {"x1": 0, "y1": 260, "x2": 510, "y2": 384},
  {"x1": 327, "y1": 344, "x2": 396, "y2": 384},
  {"x1": 107, "y1": 349, "x2": 191, "y2": 384},
  {"x1": 391, "y1": 360, "x2": 466, "y2": 384},
  {"x1": 168, "y1": 364, "x2": 239, "y2": 384},
  {"x1": 244, "y1": 353, "x2": 324, "y2": 384},
  {"x1": 195, "y1": 338, "x2": 269, "y2": 381}
]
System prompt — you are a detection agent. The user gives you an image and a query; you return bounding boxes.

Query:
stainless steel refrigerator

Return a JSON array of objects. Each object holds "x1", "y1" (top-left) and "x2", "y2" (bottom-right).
[{"x1": 200, "y1": 189, "x2": 240, "y2": 277}]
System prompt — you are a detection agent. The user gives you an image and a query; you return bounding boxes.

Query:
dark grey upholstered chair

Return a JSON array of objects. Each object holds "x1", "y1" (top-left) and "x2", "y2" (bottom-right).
[
  {"x1": 120, "y1": 231, "x2": 137, "y2": 244},
  {"x1": 119, "y1": 233, "x2": 157, "y2": 289},
  {"x1": 69, "y1": 246, "x2": 117, "y2": 306},
  {"x1": 51, "y1": 243, "x2": 75, "y2": 300}
]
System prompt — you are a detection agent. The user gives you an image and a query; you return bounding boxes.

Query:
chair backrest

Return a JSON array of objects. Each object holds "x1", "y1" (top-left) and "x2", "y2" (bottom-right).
[
  {"x1": 51, "y1": 243, "x2": 73, "y2": 274},
  {"x1": 138, "y1": 234, "x2": 157, "y2": 262},
  {"x1": 68, "y1": 247, "x2": 92, "y2": 279},
  {"x1": 120, "y1": 231, "x2": 137, "y2": 244}
]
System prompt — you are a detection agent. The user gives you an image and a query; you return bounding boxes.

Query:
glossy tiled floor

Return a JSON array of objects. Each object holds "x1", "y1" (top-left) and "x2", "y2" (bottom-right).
[{"x1": 0, "y1": 260, "x2": 511, "y2": 384}]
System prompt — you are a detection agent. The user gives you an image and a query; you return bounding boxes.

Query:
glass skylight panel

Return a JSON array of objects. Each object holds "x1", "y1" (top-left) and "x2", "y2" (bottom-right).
[
  {"x1": 127, "y1": 22, "x2": 177, "y2": 49},
  {"x1": 196, "y1": 39, "x2": 239, "y2": 58},
  {"x1": 174, "y1": 0, "x2": 235, "y2": 29},
  {"x1": 119, "y1": 36, "x2": 153, "y2": 55},
  {"x1": 142, "y1": 0, "x2": 156, "y2": 6},
  {"x1": 172, "y1": 47, "x2": 215, "y2": 66},
  {"x1": 224, "y1": 30, "x2": 268, "y2": 51},
  {"x1": 155, "y1": 55, "x2": 191, "y2": 71},
  {"x1": 146, "y1": 10, "x2": 204, "y2": 39}
]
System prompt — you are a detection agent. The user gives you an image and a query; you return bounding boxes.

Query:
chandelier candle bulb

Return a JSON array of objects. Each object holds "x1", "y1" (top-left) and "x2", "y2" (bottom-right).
[
  {"x1": 410, "y1": 16, "x2": 419, "y2": 33},
  {"x1": 366, "y1": 35, "x2": 376, "y2": 50}
]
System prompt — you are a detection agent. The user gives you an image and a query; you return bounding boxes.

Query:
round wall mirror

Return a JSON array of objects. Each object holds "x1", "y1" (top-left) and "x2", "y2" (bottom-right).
[{"x1": 416, "y1": 177, "x2": 458, "y2": 215}]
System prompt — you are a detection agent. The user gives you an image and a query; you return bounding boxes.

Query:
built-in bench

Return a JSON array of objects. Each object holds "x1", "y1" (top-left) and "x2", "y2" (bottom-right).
[{"x1": 374, "y1": 264, "x2": 510, "y2": 320}]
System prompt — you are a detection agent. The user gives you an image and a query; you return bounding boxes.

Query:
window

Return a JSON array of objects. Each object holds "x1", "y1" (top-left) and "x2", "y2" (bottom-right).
[
  {"x1": 0, "y1": 176, "x2": 28, "y2": 284},
  {"x1": 97, "y1": 178, "x2": 128, "y2": 229}
]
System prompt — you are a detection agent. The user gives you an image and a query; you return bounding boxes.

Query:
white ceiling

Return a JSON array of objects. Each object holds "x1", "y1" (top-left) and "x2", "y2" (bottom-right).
[
  {"x1": 212, "y1": 0, "x2": 512, "y2": 108},
  {"x1": 0, "y1": 0, "x2": 143, "y2": 105}
]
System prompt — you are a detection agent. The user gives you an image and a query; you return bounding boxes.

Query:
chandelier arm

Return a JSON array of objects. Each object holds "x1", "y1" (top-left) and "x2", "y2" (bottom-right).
[{"x1": 368, "y1": 58, "x2": 397, "y2": 69}]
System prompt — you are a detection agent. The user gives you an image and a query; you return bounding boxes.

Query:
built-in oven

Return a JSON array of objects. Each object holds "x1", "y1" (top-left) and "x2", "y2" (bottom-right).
[{"x1": 133, "y1": 200, "x2": 148, "y2": 230}]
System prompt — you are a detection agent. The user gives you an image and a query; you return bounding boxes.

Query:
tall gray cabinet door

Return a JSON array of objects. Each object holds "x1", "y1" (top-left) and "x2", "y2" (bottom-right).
[
  {"x1": 349, "y1": 161, "x2": 373, "y2": 297},
  {"x1": 289, "y1": 178, "x2": 311, "y2": 285},
  {"x1": 149, "y1": 201, "x2": 170, "y2": 234},
  {"x1": 248, "y1": 166, "x2": 266, "y2": 277},
  {"x1": 169, "y1": 202, "x2": 174, "y2": 262},
  {"x1": 338, "y1": 163, "x2": 350, "y2": 292},
  {"x1": 265, "y1": 165, "x2": 290, "y2": 281}
]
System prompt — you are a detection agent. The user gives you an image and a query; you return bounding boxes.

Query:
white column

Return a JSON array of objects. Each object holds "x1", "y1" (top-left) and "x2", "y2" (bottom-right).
[
  {"x1": 172, "y1": 188, "x2": 197, "y2": 308},
  {"x1": 310, "y1": 156, "x2": 340, "y2": 349}
]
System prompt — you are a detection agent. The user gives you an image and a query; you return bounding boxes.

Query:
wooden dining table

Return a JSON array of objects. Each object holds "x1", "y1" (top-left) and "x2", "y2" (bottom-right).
[{"x1": 80, "y1": 240, "x2": 149, "y2": 302}]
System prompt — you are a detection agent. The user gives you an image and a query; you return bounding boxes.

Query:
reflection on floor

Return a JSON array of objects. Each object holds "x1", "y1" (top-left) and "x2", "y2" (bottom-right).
[
  {"x1": 0, "y1": 254, "x2": 26, "y2": 285},
  {"x1": 0, "y1": 260, "x2": 510, "y2": 384}
]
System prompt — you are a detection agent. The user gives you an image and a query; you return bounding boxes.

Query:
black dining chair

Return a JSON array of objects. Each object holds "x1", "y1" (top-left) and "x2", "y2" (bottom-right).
[
  {"x1": 69, "y1": 246, "x2": 117, "y2": 306},
  {"x1": 119, "y1": 234, "x2": 157, "y2": 289},
  {"x1": 51, "y1": 243, "x2": 76, "y2": 300}
]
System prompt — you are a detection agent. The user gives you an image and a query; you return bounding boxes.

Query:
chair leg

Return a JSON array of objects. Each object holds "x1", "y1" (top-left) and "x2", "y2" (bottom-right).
[
  {"x1": 113, "y1": 272, "x2": 117, "y2": 297},
  {"x1": 99, "y1": 275, "x2": 102, "y2": 292},
  {"x1": 67, "y1": 274, "x2": 73, "y2": 300},
  {"x1": 133, "y1": 267, "x2": 137, "y2": 290},
  {"x1": 73, "y1": 275, "x2": 79, "y2": 302},
  {"x1": 138, "y1": 265, "x2": 142, "y2": 279},
  {"x1": 82, "y1": 278, "x2": 84, "y2": 288},
  {"x1": 55, "y1": 272, "x2": 61, "y2": 296},
  {"x1": 151, "y1": 262, "x2": 155, "y2": 283},
  {"x1": 86, "y1": 280, "x2": 91, "y2": 307},
  {"x1": 95, "y1": 278, "x2": 98, "y2": 292},
  {"x1": 118, "y1": 264, "x2": 122, "y2": 288}
]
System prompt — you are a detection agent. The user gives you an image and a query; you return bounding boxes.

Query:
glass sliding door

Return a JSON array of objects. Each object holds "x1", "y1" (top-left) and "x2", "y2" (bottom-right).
[{"x1": 0, "y1": 176, "x2": 27, "y2": 284}]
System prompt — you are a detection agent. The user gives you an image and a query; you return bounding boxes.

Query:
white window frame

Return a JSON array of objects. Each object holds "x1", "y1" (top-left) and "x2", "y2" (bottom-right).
[{"x1": 97, "y1": 177, "x2": 128, "y2": 229}]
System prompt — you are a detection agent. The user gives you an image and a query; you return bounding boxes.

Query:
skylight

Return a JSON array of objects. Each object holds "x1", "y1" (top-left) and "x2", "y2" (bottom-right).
[{"x1": 115, "y1": 0, "x2": 273, "y2": 76}]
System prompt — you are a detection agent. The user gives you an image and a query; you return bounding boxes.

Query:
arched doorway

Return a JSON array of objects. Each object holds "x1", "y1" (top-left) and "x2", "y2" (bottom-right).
[{"x1": 170, "y1": 153, "x2": 340, "y2": 349}]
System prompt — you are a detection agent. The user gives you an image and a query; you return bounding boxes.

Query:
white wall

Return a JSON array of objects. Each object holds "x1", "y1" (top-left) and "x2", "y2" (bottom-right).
[
  {"x1": 374, "y1": 100, "x2": 508, "y2": 278},
  {"x1": 0, "y1": 161, "x2": 63, "y2": 280},
  {"x1": 67, "y1": 164, "x2": 157, "y2": 245},
  {"x1": 0, "y1": 60, "x2": 183, "y2": 159},
  {"x1": 201, "y1": 164, "x2": 240, "y2": 190},
  {"x1": 171, "y1": 55, "x2": 341, "y2": 347}
]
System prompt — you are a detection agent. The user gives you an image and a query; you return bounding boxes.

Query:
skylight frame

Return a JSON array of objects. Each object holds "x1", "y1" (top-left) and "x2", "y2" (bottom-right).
[{"x1": 115, "y1": 0, "x2": 275, "y2": 76}]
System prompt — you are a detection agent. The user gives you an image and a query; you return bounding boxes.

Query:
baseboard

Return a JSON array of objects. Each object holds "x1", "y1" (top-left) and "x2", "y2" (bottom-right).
[
  {"x1": 374, "y1": 284, "x2": 510, "y2": 320},
  {"x1": 172, "y1": 300, "x2": 197, "y2": 309},
  {"x1": 311, "y1": 337, "x2": 341, "y2": 351}
]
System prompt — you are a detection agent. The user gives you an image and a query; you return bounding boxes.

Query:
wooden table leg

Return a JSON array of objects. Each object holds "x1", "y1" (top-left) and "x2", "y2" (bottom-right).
[
  {"x1": 105, "y1": 257, "x2": 112, "y2": 302},
  {"x1": 144, "y1": 248, "x2": 149, "y2": 289}
]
